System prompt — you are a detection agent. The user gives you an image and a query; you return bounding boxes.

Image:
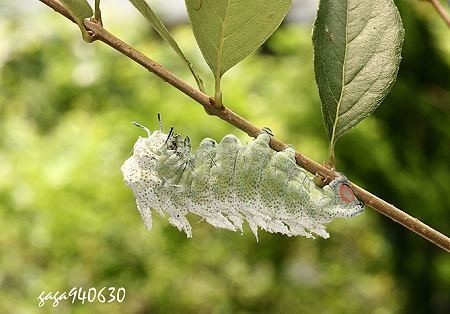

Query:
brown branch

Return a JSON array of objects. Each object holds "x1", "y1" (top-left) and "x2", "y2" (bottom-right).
[
  {"x1": 40, "y1": 0, "x2": 75, "y2": 22},
  {"x1": 38, "y1": 0, "x2": 450, "y2": 252},
  {"x1": 425, "y1": 0, "x2": 450, "y2": 27}
]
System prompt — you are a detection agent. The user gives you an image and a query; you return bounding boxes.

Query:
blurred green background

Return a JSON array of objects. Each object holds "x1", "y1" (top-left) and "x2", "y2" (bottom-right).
[{"x1": 0, "y1": 1, "x2": 449, "y2": 313}]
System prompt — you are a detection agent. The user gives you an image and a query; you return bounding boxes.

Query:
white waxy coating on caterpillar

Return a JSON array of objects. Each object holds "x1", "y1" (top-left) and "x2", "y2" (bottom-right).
[{"x1": 121, "y1": 125, "x2": 364, "y2": 239}]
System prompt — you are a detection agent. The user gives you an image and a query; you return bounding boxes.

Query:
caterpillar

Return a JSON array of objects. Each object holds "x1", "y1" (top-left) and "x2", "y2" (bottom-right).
[{"x1": 121, "y1": 118, "x2": 364, "y2": 240}]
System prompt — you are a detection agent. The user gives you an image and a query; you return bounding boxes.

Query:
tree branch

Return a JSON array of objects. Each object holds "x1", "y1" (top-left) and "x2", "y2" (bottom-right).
[
  {"x1": 38, "y1": 0, "x2": 450, "y2": 252},
  {"x1": 425, "y1": 0, "x2": 450, "y2": 27}
]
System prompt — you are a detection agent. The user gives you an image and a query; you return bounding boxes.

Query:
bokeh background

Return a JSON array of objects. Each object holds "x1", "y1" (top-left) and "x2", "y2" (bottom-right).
[{"x1": 0, "y1": 0, "x2": 449, "y2": 313}]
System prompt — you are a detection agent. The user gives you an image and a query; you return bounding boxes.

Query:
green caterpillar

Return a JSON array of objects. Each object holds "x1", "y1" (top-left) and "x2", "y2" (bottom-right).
[{"x1": 121, "y1": 120, "x2": 364, "y2": 239}]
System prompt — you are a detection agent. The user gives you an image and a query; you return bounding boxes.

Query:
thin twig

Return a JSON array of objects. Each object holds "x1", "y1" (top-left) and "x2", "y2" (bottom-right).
[
  {"x1": 37, "y1": 0, "x2": 450, "y2": 252},
  {"x1": 425, "y1": 0, "x2": 450, "y2": 27}
]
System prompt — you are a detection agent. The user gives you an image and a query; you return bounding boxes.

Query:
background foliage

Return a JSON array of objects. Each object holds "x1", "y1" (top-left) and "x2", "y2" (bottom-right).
[{"x1": 0, "y1": 1, "x2": 449, "y2": 313}]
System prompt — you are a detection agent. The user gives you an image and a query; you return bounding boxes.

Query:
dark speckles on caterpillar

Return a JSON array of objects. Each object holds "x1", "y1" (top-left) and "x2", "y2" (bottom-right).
[{"x1": 121, "y1": 120, "x2": 364, "y2": 240}]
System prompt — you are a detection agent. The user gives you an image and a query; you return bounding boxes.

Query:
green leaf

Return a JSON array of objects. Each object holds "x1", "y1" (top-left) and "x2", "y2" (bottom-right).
[
  {"x1": 128, "y1": 0, "x2": 205, "y2": 92},
  {"x1": 59, "y1": 0, "x2": 94, "y2": 42},
  {"x1": 312, "y1": 0, "x2": 404, "y2": 162},
  {"x1": 185, "y1": 0, "x2": 292, "y2": 106}
]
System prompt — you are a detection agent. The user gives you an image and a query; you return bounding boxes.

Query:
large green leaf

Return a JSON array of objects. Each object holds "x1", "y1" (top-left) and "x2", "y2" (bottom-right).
[
  {"x1": 313, "y1": 0, "x2": 404, "y2": 161},
  {"x1": 59, "y1": 0, "x2": 93, "y2": 42},
  {"x1": 185, "y1": 0, "x2": 292, "y2": 106},
  {"x1": 128, "y1": 0, "x2": 204, "y2": 92}
]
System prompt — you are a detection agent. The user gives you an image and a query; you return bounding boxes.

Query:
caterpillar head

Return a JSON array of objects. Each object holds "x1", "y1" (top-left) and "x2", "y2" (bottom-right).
[{"x1": 130, "y1": 119, "x2": 192, "y2": 160}]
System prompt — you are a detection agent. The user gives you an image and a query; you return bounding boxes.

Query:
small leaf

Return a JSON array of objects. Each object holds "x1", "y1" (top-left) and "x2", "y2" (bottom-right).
[
  {"x1": 129, "y1": 0, "x2": 205, "y2": 92},
  {"x1": 60, "y1": 0, "x2": 94, "y2": 42},
  {"x1": 185, "y1": 0, "x2": 292, "y2": 106},
  {"x1": 312, "y1": 0, "x2": 404, "y2": 162}
]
